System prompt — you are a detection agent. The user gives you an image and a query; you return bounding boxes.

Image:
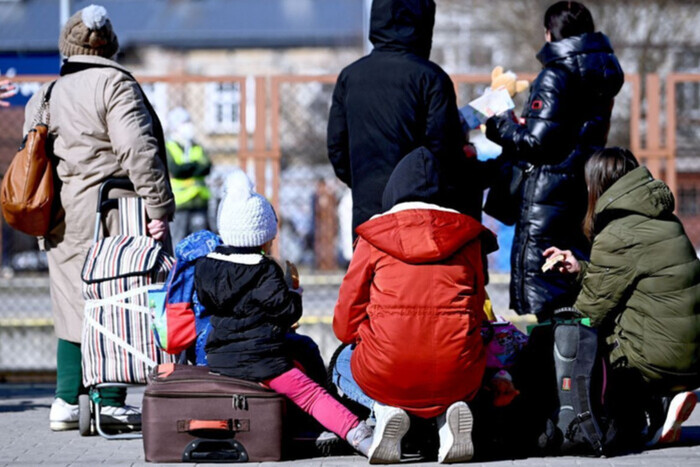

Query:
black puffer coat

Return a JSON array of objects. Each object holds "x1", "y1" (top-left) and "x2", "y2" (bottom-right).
[
  {"x1": 327, "y1": 0, "x2": 480, "y2": 234},
  {"x1": 486, "y1": 32, "x2": 624, "y2": 318},
  {"x1": 195, "y1": 246, "x2": 302, "y2": 382}
]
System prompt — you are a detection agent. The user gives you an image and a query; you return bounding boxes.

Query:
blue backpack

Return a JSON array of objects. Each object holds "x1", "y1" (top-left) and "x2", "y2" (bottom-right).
[{"x1": 150, "y1": 230, "x2": 222, "y2": 365}]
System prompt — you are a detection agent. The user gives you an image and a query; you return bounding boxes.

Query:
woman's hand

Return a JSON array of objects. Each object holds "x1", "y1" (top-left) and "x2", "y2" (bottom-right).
[
  {"x1": 147, "y1": 217, "x2": 169, "y2": 241},
  {"x1": 543, "y1": 247, "x2": 580, "y2": 274},
  {"x1": 0, "y1": 79, "x2": 17, "y2": 107}
]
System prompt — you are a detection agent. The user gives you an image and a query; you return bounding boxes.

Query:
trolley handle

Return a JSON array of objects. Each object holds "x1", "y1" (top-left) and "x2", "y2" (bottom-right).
[{"x1": 93, "y1": 178, "x2": 135, "y2": 243}]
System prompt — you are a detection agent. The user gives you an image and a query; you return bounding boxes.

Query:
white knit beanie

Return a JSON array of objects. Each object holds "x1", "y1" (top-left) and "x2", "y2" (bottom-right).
[{"x1": 217, "y1": 169, "x2": 278, "y2": 247}]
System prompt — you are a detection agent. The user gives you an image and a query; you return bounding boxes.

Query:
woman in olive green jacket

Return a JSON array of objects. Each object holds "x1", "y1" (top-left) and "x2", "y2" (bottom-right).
[{"x1": 545, "y1": 147, "x2": 700, "y2": 446}]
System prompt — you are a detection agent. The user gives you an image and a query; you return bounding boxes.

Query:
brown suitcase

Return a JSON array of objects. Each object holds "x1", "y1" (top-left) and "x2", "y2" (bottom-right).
[{"x1": 142, "y1": 363, "x2": 285, "y2": 463}]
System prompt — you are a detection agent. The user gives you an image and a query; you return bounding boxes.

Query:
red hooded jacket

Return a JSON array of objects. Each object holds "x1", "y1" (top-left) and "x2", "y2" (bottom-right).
[{"x1": 333, "y1": 202, "x2": 489, "y2": 418}]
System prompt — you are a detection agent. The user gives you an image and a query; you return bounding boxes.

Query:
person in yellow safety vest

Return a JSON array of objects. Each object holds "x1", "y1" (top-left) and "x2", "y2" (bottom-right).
[{"x1": 166, "y1": 107, "x2": 212, "y2": 246}]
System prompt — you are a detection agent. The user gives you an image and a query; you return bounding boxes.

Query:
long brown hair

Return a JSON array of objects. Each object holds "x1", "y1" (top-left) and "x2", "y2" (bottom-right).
[{"x1": 583, "y1": 147, "x2": 639, "y2": 239}]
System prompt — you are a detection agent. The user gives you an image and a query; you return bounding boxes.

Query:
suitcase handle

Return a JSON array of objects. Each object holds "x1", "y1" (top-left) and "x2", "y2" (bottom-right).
[
  {"x1": 92, "y1": 178, "x2": 135, "y2": 242},
  {"x1": 178, "y1": 419, "x2": 250, "y2": 433},
  {"x1": 182, "y1": 438, "x2": 249, "y2": 463}
]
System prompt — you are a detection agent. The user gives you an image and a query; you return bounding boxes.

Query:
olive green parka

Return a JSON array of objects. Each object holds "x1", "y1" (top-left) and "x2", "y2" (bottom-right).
[{"x1": 575, "y1": 166, "x2": 700, "y2": 388}]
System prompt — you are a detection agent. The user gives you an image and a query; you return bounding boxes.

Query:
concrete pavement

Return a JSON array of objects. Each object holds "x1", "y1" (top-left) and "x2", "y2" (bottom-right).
[{"x1": 2, "y1": 384, "x2": 700, "y2": 466}]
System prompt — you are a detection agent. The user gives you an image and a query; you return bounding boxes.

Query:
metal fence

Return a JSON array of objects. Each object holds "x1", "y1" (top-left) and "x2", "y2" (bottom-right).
[{"x1": 0, "y1": 72, "x2": 699, "y2": 374}]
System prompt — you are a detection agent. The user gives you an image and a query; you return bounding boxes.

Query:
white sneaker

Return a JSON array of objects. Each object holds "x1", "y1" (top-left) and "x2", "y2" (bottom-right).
[
  {"x1": 49, "y1": 398, "x2": 79, "y2": 431},
  {"x1": 653, "y1": 392, "x2": 697, "y2": 445},
  {"x1": 368, "y1": 404, "x2": 410, "y2": 464},
  {"x1": 100, "y1": 404, "x2": 142, "y2": 428},
  {"x1": 346, "y1": 421, "x2": 374, "y2": 456},
  {"x1": 437, "y1": 401, "x2": 474, "y2": 463}
]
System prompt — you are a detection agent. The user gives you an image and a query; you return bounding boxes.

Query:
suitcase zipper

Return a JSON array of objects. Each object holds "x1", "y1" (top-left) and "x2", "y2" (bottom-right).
[
  {"x1": 151, "y1": 376, "x2": 270, "y2": 390},
  {"x1": 143, "y1": 391, "x2": 279, "y2": 401}
]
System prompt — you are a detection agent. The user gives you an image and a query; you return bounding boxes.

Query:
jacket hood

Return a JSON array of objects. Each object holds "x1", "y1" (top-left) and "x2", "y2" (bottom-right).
[
  {"x1": 536, "y1": 32, "x2": 623, "y2": 98},
  {"x1": 382, "y1": 146, "x2": 441, "y2": 211},
  {"x1": 175, "y1": 229, "x2": 222, "y2": 262},
  {"x1": 369, "y1": 0, "x2": 435, "y2": 59},
  {"x1": 357, "y1": 204, "x2": 489, "y2": 264},
  {"x1": 205, "y1": 245, "x2": 268, "y2": 298},
  {"x1": 595, "y1": 166, "x2": 675, "y2": 219}
]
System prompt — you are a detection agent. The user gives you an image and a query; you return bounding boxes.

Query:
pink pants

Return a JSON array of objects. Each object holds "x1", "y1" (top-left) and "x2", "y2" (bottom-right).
[{"x1": 266, "y1": 368, "x2": 359, "y2": 438}]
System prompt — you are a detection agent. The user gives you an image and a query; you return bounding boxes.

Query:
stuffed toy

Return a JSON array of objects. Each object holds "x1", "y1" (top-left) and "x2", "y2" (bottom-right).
[{"x1": 490, "y1": 66, "x2": 529, "y2": 97}]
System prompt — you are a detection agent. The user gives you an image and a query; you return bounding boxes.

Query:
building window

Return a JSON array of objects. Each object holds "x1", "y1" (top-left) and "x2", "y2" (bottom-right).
[
  {"x1": 679, "y1": 186, "x2": 699, "y2": 216},
  {"x1": 139, "y1": 82, "x2": 168, "y2": 122},
  {"x1": 205, "y1": 82, "x2": 241, "y2": 134},
  {"x1": 675, "y1": 51, "x2": 700, "y2": 118}
]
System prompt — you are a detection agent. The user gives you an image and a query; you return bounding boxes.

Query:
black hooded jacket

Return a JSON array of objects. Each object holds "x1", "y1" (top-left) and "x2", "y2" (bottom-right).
[
  {"x1": 328, "y1": 0, "x2": 479, "y2": 234},
  {"x1": 195, "y1": 246, "x2": 302, "y2": 381},
  {"x1": 485, "y1": 32, "x2": 624, "y2": 317}
]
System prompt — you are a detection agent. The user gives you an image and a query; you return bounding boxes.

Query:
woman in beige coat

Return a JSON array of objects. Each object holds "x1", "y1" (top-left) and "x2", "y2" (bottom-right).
[{"x1": 23, "y1": 5, "x2": 175, "y2": 431}]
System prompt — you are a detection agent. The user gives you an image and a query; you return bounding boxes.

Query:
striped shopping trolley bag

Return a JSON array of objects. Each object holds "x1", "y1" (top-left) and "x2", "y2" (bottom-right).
[{"x1": 79, "y1": 179, "x2": 177, "y2": 439}]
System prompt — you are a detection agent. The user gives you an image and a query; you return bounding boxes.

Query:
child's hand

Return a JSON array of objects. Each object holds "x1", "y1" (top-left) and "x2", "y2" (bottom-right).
[
  {"x1": 284, "y1": 260, "x2": 300, "y2": 290},
  {"x1": 463, "y1": 142, "x2": 477, "y2": 159},
  {"x1": 543, "y1": 247, "x2": 580, "y2": 274}
]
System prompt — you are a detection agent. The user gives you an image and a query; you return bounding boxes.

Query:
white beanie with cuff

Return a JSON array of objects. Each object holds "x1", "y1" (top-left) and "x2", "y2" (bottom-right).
[{"x1": 217, "y1": 169, "x2": 278, "y2": 248}]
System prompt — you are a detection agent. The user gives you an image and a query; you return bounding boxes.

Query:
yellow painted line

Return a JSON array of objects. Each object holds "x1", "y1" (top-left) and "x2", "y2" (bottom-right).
[
  {"x1": 0, "y1": 315, "x2": 337, "y2": 327},
  {"x1": 0, "y1": 312, "x2": 535, "y2": 330},
  {"x1": 297, "y1": 314, "x2": 537, "y2": 326},
  {"x1": 0, "y1": 318, "x2": 54, "y2": 327},
  {"x1": 0, "y1": 273, "x2": 512, "y2": 288},
  {"x1": 296, "y1": 275, "x2": 345, "y2": 285},
  {"x1": 298, "y1": 273, "x2": 511, "y2": 285},
  {"x1": 298, "y1": 316, "x2": 333, "y2": 325},
  {"x1": 488, "y1": 273, "x2": 511, "y2": 284}
]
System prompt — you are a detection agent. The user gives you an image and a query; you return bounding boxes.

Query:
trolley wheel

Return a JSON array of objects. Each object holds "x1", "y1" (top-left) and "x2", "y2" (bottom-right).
[{"x1": 78, "y1": 394, "x2": 93, "y2": 436}]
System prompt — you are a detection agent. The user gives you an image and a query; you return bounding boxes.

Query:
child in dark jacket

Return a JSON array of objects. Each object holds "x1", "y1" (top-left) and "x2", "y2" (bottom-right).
[{"x1": 194, "y1": 170, "x2": 372, "y2": 456}]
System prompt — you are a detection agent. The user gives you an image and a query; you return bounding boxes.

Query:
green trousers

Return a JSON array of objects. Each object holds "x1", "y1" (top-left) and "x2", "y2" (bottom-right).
[{"x1": 55, "y1": 339, "x2": 126, "y2": 407}]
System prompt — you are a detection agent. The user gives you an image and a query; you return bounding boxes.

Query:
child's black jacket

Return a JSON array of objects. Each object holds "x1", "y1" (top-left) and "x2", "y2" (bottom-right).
[{"x1": 195, "y1": 246, "x2": 302, "y2": 382}]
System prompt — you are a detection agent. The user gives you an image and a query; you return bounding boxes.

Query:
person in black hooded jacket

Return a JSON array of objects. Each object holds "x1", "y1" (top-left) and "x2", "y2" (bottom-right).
[
  {"x1": 485, "y1": 1, "x2": 624, "y2": 319},
  {"x1": 327, "y1": 0, "x2": 481, "y2": 236}
]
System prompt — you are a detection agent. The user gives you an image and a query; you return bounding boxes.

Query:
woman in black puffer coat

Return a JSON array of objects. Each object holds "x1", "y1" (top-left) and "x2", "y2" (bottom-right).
[{"x1": 485, "y1": 1, "x2": 624, "y2": 320}]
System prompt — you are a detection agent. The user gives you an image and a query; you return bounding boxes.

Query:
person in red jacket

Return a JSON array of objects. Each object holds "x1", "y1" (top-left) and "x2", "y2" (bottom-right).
[{"x1": 333, "y1": 147, "x2": 494, "y2": 464}]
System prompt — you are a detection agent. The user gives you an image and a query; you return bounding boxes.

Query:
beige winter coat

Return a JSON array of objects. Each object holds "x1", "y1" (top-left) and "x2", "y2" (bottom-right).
[{"x1": 23, "y1": 55, "x2": 175, "y2": 343}]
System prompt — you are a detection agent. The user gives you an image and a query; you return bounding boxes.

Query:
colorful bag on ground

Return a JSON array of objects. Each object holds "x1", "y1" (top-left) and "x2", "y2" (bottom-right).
[
  {"x1": 150, "y1": 230, "x2": 222, "y2": 364},
  {"x1": 481, "y1": 318, "x2": 528, "y2": 370}
]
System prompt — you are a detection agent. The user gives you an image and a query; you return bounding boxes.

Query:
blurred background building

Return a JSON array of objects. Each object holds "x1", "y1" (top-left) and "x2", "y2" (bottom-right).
[{"x1": 0, "y1": 0, "x2": 699, "y2": 374}]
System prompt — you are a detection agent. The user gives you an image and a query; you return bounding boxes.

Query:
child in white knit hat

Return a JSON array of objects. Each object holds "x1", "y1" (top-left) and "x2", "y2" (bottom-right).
[{"x1": 194, "y1": 169, "x2": 373, "y2": 456}]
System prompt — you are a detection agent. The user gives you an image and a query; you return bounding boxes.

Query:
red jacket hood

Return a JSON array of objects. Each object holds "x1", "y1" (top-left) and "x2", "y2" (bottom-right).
[{"x1": 356, "y1": 203, "x2": 488, "y2": 264}]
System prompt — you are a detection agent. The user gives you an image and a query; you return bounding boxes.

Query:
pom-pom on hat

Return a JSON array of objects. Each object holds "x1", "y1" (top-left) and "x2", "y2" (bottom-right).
[
  {"x1": 59, "y1": 4, "x2": 119, "y2": 58},
  {"x1": 218, "y1": 169, "x2": 278, "y2": 248}
]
